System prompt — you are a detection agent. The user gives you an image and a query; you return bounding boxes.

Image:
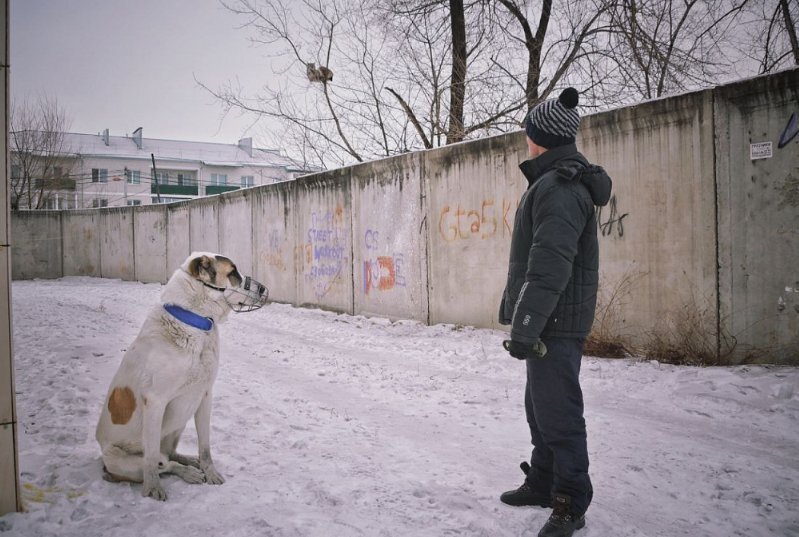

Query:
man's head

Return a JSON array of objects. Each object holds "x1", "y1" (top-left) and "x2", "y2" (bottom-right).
[{"x1": 524, "y1": 87, "x2": 581, "y2": 156}]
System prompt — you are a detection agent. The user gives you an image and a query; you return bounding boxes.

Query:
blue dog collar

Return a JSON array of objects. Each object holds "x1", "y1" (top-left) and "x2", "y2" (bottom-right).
[{"x1": 163, "y1": 304, "x2": 214, "y2": 331}]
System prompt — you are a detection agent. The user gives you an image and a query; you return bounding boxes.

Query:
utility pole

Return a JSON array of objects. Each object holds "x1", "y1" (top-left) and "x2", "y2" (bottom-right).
[
  {"x1": 123, "y1": 166, "x2": 129, "y2": 206},
  {"x1": 151, "y1": 154, "x2": 161, "y2": 204}
]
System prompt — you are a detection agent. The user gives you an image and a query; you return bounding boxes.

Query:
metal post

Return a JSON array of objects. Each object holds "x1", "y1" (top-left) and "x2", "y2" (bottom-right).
[
  {"x1": 0, "y1": 0, "x2": 21, "y2": 515},
  {"x1": 151, "y1": 153, "x2": 161, "y2": 204}
]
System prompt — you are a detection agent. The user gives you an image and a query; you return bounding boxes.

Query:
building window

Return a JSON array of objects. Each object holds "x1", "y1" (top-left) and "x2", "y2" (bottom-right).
[
  {"x1": 127, "y1": 170, "x2": 141, "y2": 184},
  {"x1": 210, "y1": 173, "x2": 227, "y2": 186},
  {"x1": 155, "y1": 171, "x2": 169, "y2": 185},
  {"x1": 92, "y1": 168, "x2": 108, "y2": 183},
  {"x1": 11, "y1": 165, "x2": 20, "y2": 180},
  {"x1": 126, "y1": 199, "x2": 141, "y2": 206},
  {"x1": 241, "y1": 175, "x2": 254, "y2": 187},
  {"x1": 92, "y1": 198, "x2": 108, "y2": 208},
  {"x1": 176, "y1": 173, "x2": 195, "y2": 186}
]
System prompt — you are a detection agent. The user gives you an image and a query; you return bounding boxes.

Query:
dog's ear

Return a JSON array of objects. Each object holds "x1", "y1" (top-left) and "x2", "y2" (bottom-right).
[{"x1": 188, "y1": 255, "x2": 214, "y2": 279}]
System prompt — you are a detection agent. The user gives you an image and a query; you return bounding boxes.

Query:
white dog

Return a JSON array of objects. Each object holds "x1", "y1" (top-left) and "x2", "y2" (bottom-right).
[{"x1": 96, "y1": 252, "x2": 268, "y2": 501}]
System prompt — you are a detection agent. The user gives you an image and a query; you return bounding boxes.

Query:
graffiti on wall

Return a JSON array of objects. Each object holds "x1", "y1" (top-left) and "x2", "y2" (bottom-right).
[
  {"x1": 598, "y1": 195, "x2": 629, "y2": 238},
  {"x1": 362, "y1": 229, "x2": 406, "y2": 295},
  {"x1": 778, "y1": 112, "x2": 798, "y2": 149},
  {"x1": 260, "y1": 229, "x2": 287, "y2": 272},
  {"x1": 301, "y1": 207, "x2": 348, "y2": 299},
  {"x1": 438, "y1": 198, "x2": 514, "y2": 242}
]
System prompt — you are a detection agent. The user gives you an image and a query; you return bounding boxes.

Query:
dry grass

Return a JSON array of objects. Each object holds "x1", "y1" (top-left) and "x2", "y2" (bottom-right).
[
  {"x1": 642, "y1": 289, "x2": 736, "y2": 366},
  {"x1": 585, "y1": 271, "x2": 643, "y2": 359},
  {"x1": 586, "y1": 272, "x2": 741, "y2": 365}
]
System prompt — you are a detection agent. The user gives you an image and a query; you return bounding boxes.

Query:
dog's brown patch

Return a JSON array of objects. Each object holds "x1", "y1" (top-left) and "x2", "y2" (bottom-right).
[
  {"x1": 188, "y1": 255, "x2": 213, "y2": 278},
  {"x1": 108, "y1": 386, "x2": 136, "y2": 425},
  {"x1": 214, "y1": 255, "x2": 242, "y2": 287}
]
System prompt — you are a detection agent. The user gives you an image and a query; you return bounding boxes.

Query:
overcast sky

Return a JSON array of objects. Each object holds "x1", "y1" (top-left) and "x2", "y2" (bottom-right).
[{"x1": 11, "y1": 0, "x2": 276, "y2": 145}]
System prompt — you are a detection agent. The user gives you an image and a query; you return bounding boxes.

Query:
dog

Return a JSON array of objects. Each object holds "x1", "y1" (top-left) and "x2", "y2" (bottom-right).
[{"x1": 96, "y1": 252, "x2": 268, "y2": 501}]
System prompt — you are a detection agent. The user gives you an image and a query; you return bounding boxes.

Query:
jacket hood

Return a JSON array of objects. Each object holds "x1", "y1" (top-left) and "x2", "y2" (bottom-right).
[
  {"x1": 577, "y1": 164, "x2": 612, "y2": 207},
  {"x1": 519, "y1": 144, "x2": 612, "y2": 207}
]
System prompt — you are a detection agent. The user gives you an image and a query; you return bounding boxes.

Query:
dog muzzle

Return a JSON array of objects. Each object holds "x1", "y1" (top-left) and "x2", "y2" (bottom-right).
[{"x1": 223, "y1": 276, "x2": 269, "y2": 312}]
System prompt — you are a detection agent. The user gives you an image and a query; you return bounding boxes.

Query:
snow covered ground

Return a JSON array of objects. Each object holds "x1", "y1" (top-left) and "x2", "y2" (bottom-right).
[{"x1": 2, "y1": 277, "x2": 798, "y2": 537}]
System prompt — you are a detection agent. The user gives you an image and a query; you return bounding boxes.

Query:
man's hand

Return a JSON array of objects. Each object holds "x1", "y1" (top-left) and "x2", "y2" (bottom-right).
[{"x1": 503, "y1": 339, "x2": 547, "y2": 359}]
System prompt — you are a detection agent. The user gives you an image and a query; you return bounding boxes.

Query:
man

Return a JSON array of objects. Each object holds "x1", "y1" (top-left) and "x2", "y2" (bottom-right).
[{"x1": 498, "y1": 87, "x2": 612, "y2": 537}]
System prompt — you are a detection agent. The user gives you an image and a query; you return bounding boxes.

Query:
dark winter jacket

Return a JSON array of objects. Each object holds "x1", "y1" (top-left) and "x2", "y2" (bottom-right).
[{"x1": 498, "y1": 143, "x2": 612, "y2": 343}]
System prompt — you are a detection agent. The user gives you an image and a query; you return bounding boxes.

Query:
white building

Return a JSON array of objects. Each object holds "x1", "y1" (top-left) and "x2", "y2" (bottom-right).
[{"x1": 13, "y1": 128, "x2": 311, "y2": 209}]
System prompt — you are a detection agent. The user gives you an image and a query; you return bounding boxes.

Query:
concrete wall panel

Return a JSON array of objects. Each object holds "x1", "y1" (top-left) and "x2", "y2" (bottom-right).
[
  {"x1": 10, "y1": 212, "x2": 62, "y2": 279},
  {"x1": 218, "y1": 190, "x2": 254, "y2": 277},
  {"x1": 133, "y1": 205, "x2": 168, "y2": 283},
  {"x1": 252, "y1": 182, "x2": 297, "y2": 304},
  {"x1": 189, "y1": 199, "x2": 219, "y2": 255},
  {"x1": 166, "y1": 204, "x2": 191, "y2": 275},
  {"x1": 715, "y1": 70, "x2": 799, "y2": 364},
  {"x1": 62, "y1": 211, "x2": 101, "y2": 276},
  {"x1": 352, "y1": 154, "x2": 428, "y2": 321},
  {"x1": 579, "y1": 91, "x2": 718, "y2": 348},
  {"x1": 99, "y1": 208, "x2": 135, "y2": 280},
  {"x1": 295, "y1": 170, "x2": 353, "y2": 313},
  {"x1": 425, "y1": 133, "x2": 526, "y2": 329}
]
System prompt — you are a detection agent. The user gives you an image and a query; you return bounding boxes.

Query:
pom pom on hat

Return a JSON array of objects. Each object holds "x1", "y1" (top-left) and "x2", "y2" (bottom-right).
[
  {"x1": 558, "y1": 87, "x2": 579, "y2": 109},
  {"x1": 525, "y1": 87, "x2": 581, "y2": 149}
]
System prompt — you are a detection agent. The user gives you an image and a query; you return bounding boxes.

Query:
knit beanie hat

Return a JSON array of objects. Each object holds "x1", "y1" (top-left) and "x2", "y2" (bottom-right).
[{"x1": 525, "y1": 88, "x2": 580, "y2": 149}]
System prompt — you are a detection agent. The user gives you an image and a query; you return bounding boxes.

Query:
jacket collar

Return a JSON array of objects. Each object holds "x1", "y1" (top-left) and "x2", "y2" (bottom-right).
[{"x1": 519, "y1": 143, "x2": 580, "y2": 187}]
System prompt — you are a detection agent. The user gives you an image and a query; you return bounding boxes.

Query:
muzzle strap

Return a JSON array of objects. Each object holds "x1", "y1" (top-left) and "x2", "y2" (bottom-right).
[{"x1": 163, "y1": 304, "x2": 214, "y2": 331}]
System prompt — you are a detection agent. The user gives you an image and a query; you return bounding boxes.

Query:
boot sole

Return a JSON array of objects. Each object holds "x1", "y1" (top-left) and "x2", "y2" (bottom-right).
[{"x1": 499, "y1": 497, "x2": 553, "y2": 508}]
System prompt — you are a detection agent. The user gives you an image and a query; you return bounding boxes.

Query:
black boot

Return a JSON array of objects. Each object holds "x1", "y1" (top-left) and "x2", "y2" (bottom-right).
[
  {"x1": 500, "y1": 462, "x2": 553, "y2": 508},
  {"x1": 537, "y1": 493, "x2": 586, "y2": 537}
]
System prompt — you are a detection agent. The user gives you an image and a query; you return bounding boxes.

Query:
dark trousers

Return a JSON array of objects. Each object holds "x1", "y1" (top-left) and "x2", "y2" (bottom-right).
[{"x1": 524, "y1": 336, "x2": 592, "y2": 516}]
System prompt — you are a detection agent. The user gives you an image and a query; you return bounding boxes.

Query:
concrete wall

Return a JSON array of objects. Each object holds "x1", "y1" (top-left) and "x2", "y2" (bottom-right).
[
  {"x1": 189, "y1": 198, "x2": 220, "y2": 254},
  {"x1": 579, "y1": 90, "x2": 719, "y2": 351},
  {"x1": 715, "y1": 73, "x2": 799, "y2": 364},
  {"x1": 252, "y1": 182, "x2": 296, "y2": 304},
  {"x1": 62, "y1": 211, "x2": 101, "y2": 277},
  {"x1": 352, "y1": 154, "x2": 428, "y2": 322},
  {"x1": 166, "y1": 203, "x2": 190, "y2": 278},
  {"x1": 295, "y1": 169, "x2": 353, "y2": 313},
  {"x1": 99, "y1": 208, "x2": 135, "y2": 281},
  {"x1": 133, "y1": 205, "x2": 168, "y2": 283},
  {"x1": 218, "y1": 189, "x2": 255, "y2": 278},
  {"x1": 424, "y1": 134, "x2": 526, "y2": 328},
  {"x1": 9, "y1": 69, "x2": 799, "y2": 364},
  {"x1": 10, "y1": 211, "x2": 62, "y2": 279}
]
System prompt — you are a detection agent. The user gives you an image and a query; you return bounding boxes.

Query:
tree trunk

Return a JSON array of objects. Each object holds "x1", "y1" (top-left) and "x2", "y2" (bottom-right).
[
  {"x1": 446, "y1": 0, "x2": 467, "y2": 144},
  {"x1": 781, "y1": 0, "x2": 799, "y2": 65}
]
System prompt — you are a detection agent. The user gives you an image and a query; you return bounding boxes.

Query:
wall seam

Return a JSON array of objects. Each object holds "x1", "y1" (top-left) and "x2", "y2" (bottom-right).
[
  {"x1": 711, "y1": 90, "x2": 721, "y2": 361},
  {"x1": 348, "y1": 171, "x2": 356, "y2": 316},
  {"x1": 420, "y1": 155, "x2": 431, "y2": 326}
]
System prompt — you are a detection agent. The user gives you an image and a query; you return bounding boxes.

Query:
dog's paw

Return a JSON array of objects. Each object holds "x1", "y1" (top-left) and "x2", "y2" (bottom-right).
[
  {"x1": 202, "y1": 465, "x2": 225, "y2": 485},
  {"x1": 175, "y1": 464, "x2": 205, "y2": 484},
  {"x1": 142, "y1": 482, "x2": 168, "y2": 501},
  {"x1": 171, "y1": 453, "x2": 201, "y2": 469}
]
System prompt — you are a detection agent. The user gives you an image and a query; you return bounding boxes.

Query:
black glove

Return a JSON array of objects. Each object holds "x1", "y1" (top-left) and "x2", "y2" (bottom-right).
[{"x1": 503, "y1": 338, "x2": 547, "y2": 360}]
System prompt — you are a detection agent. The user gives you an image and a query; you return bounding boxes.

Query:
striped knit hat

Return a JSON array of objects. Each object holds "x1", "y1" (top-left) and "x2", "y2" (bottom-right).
[{"x1": 525, "y1": 88, "x2": 580, "y2": 149}]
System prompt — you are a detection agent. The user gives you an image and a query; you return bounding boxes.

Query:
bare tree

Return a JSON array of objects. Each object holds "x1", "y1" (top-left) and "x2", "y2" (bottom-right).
[
  {"x1": 604, "y1": 0, "x2": 755, "y2": 99},
  {"x1": 742, "y1": 0, "x2": 799, "y2": 72},
  {"x1": 491, "y1": 0, "x2": 616, "y2": 110},
  {"x1": 206, "y1": 0, "x2": 787, "y2": 167},
  {"x1": 447, "y1": 0, "x2": 467, "y2": 143},
  {"x1": 207, "y1": 0, "x2": 597, "y2": 165},
  {"x1": 10, "y1": 96, "x2": 75, "y2": 210}
]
